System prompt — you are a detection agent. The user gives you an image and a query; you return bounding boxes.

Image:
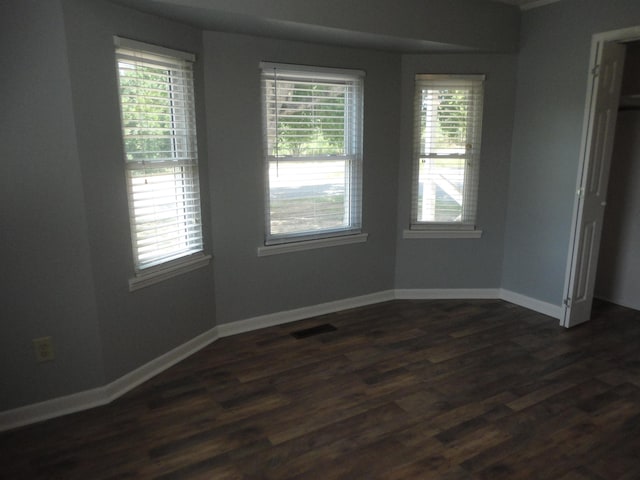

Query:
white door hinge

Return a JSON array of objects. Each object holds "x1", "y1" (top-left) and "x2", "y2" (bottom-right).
[
  {"x1": 563, "y1": 297, "x2": 572, "y2": 307},
  {"x1": 591, "y1": 64, "x2": 600, "y2": 77}
]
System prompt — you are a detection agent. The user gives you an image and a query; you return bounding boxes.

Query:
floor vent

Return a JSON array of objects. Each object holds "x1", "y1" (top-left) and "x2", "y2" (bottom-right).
[{"x1": 290, "y1": 323, "x2": 337, "y2": 339}]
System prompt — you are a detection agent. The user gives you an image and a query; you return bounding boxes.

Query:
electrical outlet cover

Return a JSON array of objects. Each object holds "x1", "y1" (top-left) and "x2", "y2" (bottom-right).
[{"x1": 33, "y1": 337, "x2": 55, "y2": 362}]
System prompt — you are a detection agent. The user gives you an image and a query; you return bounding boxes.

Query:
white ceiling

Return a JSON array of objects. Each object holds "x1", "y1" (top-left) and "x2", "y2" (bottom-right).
[{"x1": 108, "y1": 0, "x2": 562, "y2": 54}]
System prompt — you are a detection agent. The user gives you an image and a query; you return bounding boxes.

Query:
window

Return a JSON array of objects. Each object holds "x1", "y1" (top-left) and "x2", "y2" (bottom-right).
[
  {"x1": 261, "y1": 63, "x2": 364, "y2": 246},
  {"x1": 410, "y1": 74, "x2": 484, "y2": 236},
  {"x1": 114, "y1": 37, "x2": 207, "y2": 282}
]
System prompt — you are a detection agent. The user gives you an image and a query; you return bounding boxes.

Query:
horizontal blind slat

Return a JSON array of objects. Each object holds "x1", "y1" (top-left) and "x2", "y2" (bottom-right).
[
  {"x1": 261, "y1": 64, "x2": 363, "y2": 242},
  {"x1": 411, "y1": 74, "x2": 484, "y2": 227},
  {"x1": 116, "y1": 41, "x2": 204, "y2": 271}
]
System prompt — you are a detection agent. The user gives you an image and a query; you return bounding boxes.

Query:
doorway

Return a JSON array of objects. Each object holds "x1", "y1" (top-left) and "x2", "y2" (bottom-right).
[
  {"x1": 594, "y1": 41, "x2": 640, "y2": 312},
  {"x1": 562, "y1": 26, "x2": 640, "y2": 328}
]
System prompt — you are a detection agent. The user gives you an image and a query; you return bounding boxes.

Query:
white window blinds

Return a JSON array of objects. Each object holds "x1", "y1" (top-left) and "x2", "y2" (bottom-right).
[
  {"x1": 261, "y1": 63, "x2": 364, "y2": 245},
  {"x1": 115, "y1": 37, "x2": 204, "y2": 271},
  {"x1": 411, "y1": 74, "x2": 485, "y2": 230}
]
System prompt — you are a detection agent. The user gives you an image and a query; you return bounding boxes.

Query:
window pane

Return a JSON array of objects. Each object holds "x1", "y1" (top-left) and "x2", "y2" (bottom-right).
[
  {"x1": 417, "y1": 157, "x2": 465, "y2": 222},
  {"x1": 411, "y1": 75, "x2": 484, "y2": 228},
  {"x1": 421, "y1": 89, "x2": 471, "y2": 156},
  {"x1": 264, "y1": 80, "x2": 347, "y2": 157},
  {"x1": 269, "y1": 159, "x2": 349, "y2": 235},
  {"x1": 116, "y1": 40, "x2": 203, "y2": 270},
  {"x1": 261, "y1": 64, "x2": 364, "y2": 244}
]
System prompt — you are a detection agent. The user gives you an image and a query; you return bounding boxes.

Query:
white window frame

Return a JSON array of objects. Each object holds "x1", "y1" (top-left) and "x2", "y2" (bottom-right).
[
  {"x1": 114, "y1": 37, "x2": 209, "y2": 289},
  {"x1": 260, "y1": 62, "x2": 365, "y2": 251},
  {"x1": 406, "y1": 74, "x2": 485, "y2": 239}
]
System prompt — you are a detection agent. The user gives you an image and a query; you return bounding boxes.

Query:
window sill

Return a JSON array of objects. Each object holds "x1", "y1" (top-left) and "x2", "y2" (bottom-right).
[
  {"x1": 402, "y1": 229, "x2": 483, "y2": 239},
  {"x1": 129, "y1": 253, "x2": 212, "y2": 292},
  {"x1": 258, "y1": 233, "x2": 368, "y2": 257}
]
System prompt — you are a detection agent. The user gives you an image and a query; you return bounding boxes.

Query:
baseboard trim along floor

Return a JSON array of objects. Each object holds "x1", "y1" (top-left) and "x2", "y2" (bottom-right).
[{"x1": 0, "y1": 288, "x2": 562, "y2": 432}]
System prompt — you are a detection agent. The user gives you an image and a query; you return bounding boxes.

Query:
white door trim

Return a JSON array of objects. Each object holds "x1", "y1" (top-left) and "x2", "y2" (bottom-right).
[{"x1": 562, "y1": 25, "x2": 640, "y2": 327}]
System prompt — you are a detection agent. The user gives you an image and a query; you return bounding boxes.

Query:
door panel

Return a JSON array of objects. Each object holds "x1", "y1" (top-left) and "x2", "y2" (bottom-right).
[
  {"x1": 575, "y1": 220, "x2": 595, "y2": 303},
  {"x1": 563, "y1": 41, "x2": 626, "y2": 328},
  {"x1": 587, "y1": 110, "x2": 610, "y2": 196}
]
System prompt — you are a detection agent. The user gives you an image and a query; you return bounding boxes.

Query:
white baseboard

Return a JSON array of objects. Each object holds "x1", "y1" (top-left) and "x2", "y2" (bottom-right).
[
  {"x1": 0, "y1": 287, "x2": 562, "y2": 431},
  {"x1": 594, "y1": 295, "x2": 640, "y2": 312},
  {"x1": 499, "y1": 289, "x2": 563, "y2": 319},
  {"x1": 0, "y1": 386, "x2": 109, "y2": 434},
  {"x1": 394, "y1": 288, "x2": 562, "y2": 319},
  {"x1": 217, "y1": 290, "x2": 396, "y2": 337},
  {"x1": 395, "y1": 288, "x2": 501, "y2": 300},
  {"x1": 0, "y1": 327, "x2": 219, "y2": 432},
  {"x1": 102, "y1": 327, "x2": 219, "y2": 401}
]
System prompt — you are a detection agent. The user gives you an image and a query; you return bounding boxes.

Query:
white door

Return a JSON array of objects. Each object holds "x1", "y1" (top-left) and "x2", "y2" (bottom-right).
[{"x1": 563, "y1": 41, "x2": 626, "y2": 327}]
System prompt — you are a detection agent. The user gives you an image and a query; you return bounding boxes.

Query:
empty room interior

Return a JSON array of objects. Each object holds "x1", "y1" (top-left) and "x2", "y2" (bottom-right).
[{"x1": 2, "y1": 0, "x2": 640, "y2": 478}]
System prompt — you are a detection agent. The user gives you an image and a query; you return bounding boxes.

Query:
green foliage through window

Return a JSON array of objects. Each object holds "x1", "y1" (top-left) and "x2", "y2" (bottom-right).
[
  {"x1": 436, "y1": 90, "x2": 469, "y2": 142},
  {"x1": 265, "y1": 79, "x2": 351, "y2": 157},
  {"x1": 261, "y1": 64, "x2": 364, "y2": 243},
  {"x1": 115, "y1": 41, "x2": 203, "y2": 270}
]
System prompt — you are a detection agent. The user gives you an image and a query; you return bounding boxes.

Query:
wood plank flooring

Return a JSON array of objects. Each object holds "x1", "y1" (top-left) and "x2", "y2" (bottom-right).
[{"x1": 2, "y1": 299, "x2": 640, "y2": 479}]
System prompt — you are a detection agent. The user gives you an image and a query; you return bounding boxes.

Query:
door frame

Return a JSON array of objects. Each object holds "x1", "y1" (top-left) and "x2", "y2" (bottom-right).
[{"x1": 562, "y1": 25, "x2": 640, "y2": 328}]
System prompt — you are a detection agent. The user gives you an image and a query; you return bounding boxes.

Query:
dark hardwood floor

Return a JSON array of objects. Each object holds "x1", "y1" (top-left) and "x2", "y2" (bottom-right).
[{"x1": 2, "y1": 299, "x2": 640, "y2": 479}]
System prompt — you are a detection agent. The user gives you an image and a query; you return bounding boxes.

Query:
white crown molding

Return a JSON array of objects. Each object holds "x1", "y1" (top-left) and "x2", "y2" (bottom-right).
[{"x1": 0, "y1": 288, "x2": 561, "y2": 432}]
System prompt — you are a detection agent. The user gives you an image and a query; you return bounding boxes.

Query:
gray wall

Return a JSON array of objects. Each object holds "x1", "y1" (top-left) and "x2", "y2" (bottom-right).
[
  {"x1": 0, "y1": 1, "x2": 104, "y2": 410},
  {"x1": 203, "y1": 31, "x2": 400, "y2": 324},
  {"x1": 60, "y1": 0, "x2": 217, "y2": 383},
  {"x1": 10, "y1": 0, "x2": 640, "y2": 414},
  {"x1": 394, "y1": 54, "x2": 517, "y2": 289},
  {"x1": 0, "y1": 0, "x2": 517, "y2": 412},
  {"x1": 501, "y1": 0, "x2": 640, "y2": 306}
]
